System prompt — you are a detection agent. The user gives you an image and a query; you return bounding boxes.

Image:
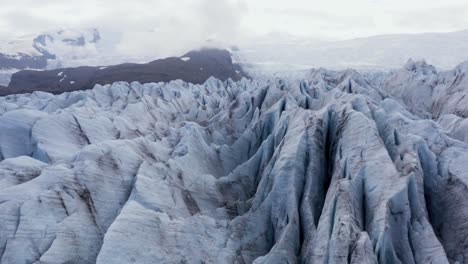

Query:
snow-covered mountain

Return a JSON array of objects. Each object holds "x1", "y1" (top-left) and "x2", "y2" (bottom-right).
[
  {"x1": 0, "y1": 57, "x2": 468, "y2": 263},
  {"x1": 0, "y1": 28, "x2": 101, "y2": 85},
  {"x1": 0, "y1": 29, "x2": 102, "y2": 65}
]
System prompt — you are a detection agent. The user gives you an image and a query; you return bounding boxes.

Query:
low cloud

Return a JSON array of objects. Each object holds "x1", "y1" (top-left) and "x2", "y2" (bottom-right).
[
  {"x1": 0, "y1": 0, "x2": 467, "y2": 57},
  {"x1": 392, "y1": 5, "x2": 468, "y2": 32},
  {"x1": 114, "y1": 0, "x2": 248, "y2": 58},
  {"x1": 0, "y1": 0, "x2": 247, "y2": 58}
]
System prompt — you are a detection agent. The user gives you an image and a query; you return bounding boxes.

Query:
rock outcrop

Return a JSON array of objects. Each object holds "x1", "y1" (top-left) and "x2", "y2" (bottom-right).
[{"x1": 2, "y1": 49, "x2": 247, "y2": 96}]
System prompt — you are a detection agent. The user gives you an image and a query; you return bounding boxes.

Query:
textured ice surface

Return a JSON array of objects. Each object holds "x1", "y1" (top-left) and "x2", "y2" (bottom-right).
[{"x1": 0, "y1": 66, "x2": 467, "y2": 263}]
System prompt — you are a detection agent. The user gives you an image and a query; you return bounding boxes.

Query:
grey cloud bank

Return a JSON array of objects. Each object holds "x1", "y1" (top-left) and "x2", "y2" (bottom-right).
[{"x1": 1, "y1": 0, "x2": 468, "y2": 57}]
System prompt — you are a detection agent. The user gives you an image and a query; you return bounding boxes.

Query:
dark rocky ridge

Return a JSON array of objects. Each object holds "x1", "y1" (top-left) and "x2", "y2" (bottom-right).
[{"x1": 0, "y1": 49, "x2": 247, "y2": 96}]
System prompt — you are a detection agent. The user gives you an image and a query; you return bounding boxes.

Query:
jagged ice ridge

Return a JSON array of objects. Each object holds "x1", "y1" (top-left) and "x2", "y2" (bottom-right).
[{"x1": 0, "y1": 61, "x2": 468, "y2": 263}]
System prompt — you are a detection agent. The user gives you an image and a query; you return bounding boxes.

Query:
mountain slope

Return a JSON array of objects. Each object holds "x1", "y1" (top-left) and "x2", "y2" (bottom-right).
[
  {"x1": 1, "y1": 49, "x2": 247, "y2": 96},
  {"x1": 0, "y1": 60, "x2": 467, "y2": 263}
]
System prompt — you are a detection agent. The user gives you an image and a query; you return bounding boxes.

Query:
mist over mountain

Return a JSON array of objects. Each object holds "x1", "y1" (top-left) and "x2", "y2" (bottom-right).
[{"x1": 0, "y1": 27, "x2": 243, "y2": 86}]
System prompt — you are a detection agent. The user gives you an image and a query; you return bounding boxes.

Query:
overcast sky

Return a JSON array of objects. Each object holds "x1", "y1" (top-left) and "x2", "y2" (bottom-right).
[{"x1": 1, "y1": 0, "x2": 468, "y2": 56}]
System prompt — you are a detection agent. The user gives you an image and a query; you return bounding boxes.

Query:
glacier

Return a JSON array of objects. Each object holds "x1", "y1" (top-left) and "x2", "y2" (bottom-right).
[
  {"x1": 0, "y1": 60, "x2": 468, "y2": 264},
  {"x1": 232, "y1": 30, "x2": 468, "y2": 75}
]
